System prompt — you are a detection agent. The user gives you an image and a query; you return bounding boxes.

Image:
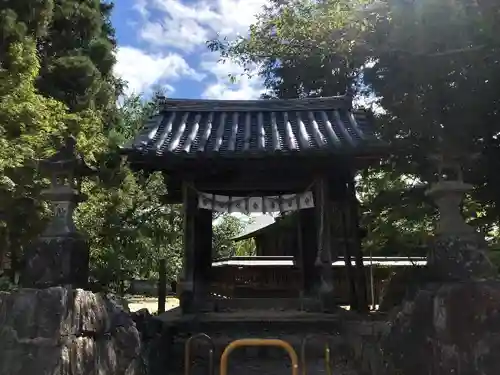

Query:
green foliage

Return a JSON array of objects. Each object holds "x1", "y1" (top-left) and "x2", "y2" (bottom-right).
[
  {"x1": 0, "y1": 40, "x2": 65, "y2": 172},
  {"x1": 0, "y1": 0, "x2": 259, "y2": 292},
  {"x1": 76, "y1": 92, "x2": 184, "y2": 286},
  {"x1": 78, "y1": 172, "x2": 184, "y2": 287},
  {"x1": 0, "y1": 0, "x2": 113, "y2": 280},
  {"x1": 0, "y1": 35, "x2": 98, "y2": 274},
  {"x1": 358, "y1": 167, "x2": 434, "y2": 256},
  {"x1": 207, "y1": 0, "x2": 372, "y2": 98},
  {"x1": 0, "y1": 274, "x2": 17, "y2": 292},
  {"x1": 362, "y1": 0, "x2": 500, "y2": 229},
  {"x1": 208, "y1": 0, "x2": 500, "y2": 256},
  {"x1": 212, "y1": 214, "x2": 254, "y2": 259}
]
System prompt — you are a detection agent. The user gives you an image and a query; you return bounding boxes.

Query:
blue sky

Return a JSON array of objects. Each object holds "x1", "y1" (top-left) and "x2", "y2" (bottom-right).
[{"x1": 111, "y1": 0, "x2": 268, "y2": 100}]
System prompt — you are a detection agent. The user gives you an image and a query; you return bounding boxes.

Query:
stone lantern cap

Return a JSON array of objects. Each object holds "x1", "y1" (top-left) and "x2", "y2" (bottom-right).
[
  {"x1": 38, "y1": 136, "x2": 97, "y2": 202},
  {"x1": 427, "y1": 152, "x2": 480, "y2": 182}
]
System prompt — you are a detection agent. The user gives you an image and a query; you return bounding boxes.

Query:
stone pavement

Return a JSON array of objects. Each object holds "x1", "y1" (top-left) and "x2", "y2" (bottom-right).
[{"x1": 181, "y1": 352, "x2": 359, "y2": 375}]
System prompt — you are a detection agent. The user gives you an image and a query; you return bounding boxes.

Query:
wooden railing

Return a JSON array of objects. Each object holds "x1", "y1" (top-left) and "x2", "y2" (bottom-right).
[
  {"x1": 210, "y1": 257, "x2": 406, "y2": 304},
  {"x1": 211, "y1": 264, "x2": 302, "y2": 298}
]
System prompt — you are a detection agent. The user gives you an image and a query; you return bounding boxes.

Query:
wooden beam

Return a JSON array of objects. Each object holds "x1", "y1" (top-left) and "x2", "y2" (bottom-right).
[
  {"x1": 160, "y1": 159, "x2": 354, "y2": 200},
  {"x1": 130, "y1": 153, "x2": 355, "y2": 175},
  {"x1": 160, "y1": 193, "x2": 182, "y2": 204},
  {"x1": 195, "y1": 177, "x2": 313, "y2": 194}
]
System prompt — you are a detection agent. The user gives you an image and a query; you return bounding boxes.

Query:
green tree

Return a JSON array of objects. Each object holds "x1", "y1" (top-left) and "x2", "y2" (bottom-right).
[
  {"x1": 362, "y1": 0, "x2": 500, "y2": 234},
  {"x1": 92, "y1": 90, "x2": 256, "y2": 287},
  {"x1": 358, "y1": 168, "x2": 434, "y2": 256},
  {"x1": 208, "y1": 0, "x2": 500, "y2": 254},
  {"x1": 212, "y1": 214, "x2": 253, "y2": 259},
  {"x1": 0, "y1": 0, "x2": 119, "y2": 277},
  {"x1": 208, "y1": 0, "x2": 370, "y2": 99},
  {"x1": 0, "y1": 0, "x2": 117, "y2": 146},
  {"x1": 0, "y1": 34, "x2": 96, "y2": 273},
  {"x1": 76, "y1": 93, "x2": 185, "y2": 289},
  {"x1": 0, "y1": 1, "x2": 189, "y2": 289}
]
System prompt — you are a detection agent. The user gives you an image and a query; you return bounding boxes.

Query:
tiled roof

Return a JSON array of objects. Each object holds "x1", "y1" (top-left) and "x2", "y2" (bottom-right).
[{"x1": 123, "y1": 96, "x2": 383, "y2": 159}]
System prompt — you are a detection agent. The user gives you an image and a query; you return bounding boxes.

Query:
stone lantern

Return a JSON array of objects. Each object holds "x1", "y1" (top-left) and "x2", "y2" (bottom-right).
[
  {"x1": 425, "y1": 153, "x2": 495, "y2": 281},
  {"x1": 21, "y1": 136, "x2": 96, "y2": 288}
]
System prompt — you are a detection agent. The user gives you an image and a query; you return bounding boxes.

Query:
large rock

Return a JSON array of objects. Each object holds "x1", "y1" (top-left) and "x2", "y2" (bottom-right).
[
  {"x1": 381, "y1": 280, "x2": 500, "y2": 375},
  {"x1": 378, "y1": 267, "x2": 431, "y2": 312},
  {"x1": 0, "y1": 287, "x2": 145, "y2": 375}
]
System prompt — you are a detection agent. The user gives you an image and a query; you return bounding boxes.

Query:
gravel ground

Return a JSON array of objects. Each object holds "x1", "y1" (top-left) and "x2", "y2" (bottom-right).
[{"x1": 127, "y1": 295, "x2": 179, "y2": 313}]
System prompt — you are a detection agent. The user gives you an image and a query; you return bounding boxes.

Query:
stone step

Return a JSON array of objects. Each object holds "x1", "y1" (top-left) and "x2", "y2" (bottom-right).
[
  {"x1": 211, "y1": 298, "x2": 321, "y2": 312},
  {"x1": 164, "y1": 314, "x2": 344, "y2": 336},
  {"x1": 178, "y1": 336, "x2": 347, "y2": 359},
  {"x1": 147, "y1": 329, "x2": 370, "y2": 375},
  {"x1": 179, "y1": 357, "x2": 359, "y2": 375},
  {"x1": 162, "y1": 334, "x2": 357, "y2": 375},
  {"x1": 144, "y1": 311, "x2": 375, "y2": 375}
]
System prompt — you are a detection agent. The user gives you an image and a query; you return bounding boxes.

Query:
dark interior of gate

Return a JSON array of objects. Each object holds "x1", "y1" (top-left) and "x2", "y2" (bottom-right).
[
  {"x1": 123, "y1": 95, "x2": 395, "y2": 374},
  {"x1": 219, "y1": 213, "x2": 425, "y2": 306}
]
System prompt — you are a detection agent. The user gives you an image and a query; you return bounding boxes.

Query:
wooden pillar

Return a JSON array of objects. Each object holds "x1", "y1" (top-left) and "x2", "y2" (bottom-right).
[
  {"x1": 314, "y1": 177, "x2": 335, "y2": 311},
  {"x1": 347, "y1": 176, "x2": 369, "y2": 312},
  {"x1": 299, "y1": 208, "x2": 317, "y2": 295},
  {"x1": 181, "y1": 182, "x2": 197, "y2": 313},
  {"x1": 339, "y1": 204, "x2": 359, "y2": 310},
  {"x1": 181, "y1": 181, "x2": 214, "y2": 313},
  {"x1": 296, "y1": 210, "x2": 305, "y2": 298},
  {"x1": 158, "y1": 258, "x2": 167, "y2": 314},
  {"x1": 255, "y1": 237, "x2": 263, "y2": 256},
  {"x1": 195, "y1": 208, "x2": 213, "y2": 306}
]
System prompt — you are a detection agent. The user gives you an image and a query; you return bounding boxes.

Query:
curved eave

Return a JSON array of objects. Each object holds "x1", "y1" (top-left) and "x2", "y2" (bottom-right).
[
  {"x1": 158, "y1": 95, "x2": 353, "y2": 112},
  {"x1": 120, "y1": 141, "x2": 392, "y2": 171}
]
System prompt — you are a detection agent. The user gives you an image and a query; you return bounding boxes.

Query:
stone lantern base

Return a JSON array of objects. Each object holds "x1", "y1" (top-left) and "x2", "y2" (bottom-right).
[
  {"x1": 381, "y1": 280, "x2": 500, "y2": 375},
  {"x1": 21, "y1": 233, "x2": 89, "y2": 289},
  {"x1": 430, "y1": 234, "x2": 496, "y2": 281},
  {"x1": 425, "y1": 179, "x2": 496, "y2": 281}
]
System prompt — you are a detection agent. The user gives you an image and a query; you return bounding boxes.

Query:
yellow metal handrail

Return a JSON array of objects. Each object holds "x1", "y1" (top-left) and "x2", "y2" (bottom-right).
[
  {"x1": 300, "y1": 334, "x2": 332, "y2": 375},
  {"x1": 220, "y1": 339, "x2": 299, "y2": 375},
  {"x1": 185, "y1": 333, "x2": 215, "y2": 375}
]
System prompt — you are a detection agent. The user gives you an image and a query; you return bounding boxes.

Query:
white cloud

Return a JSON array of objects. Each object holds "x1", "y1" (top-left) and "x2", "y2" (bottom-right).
[
  {"x1": 140, "y1": 19, "x2": 209, "y2": 52},
  {"x1": 202, "y1": 80, "x2": 264, "y2": 100},
  {"x1": 123, "y1": 0, "x2": 269, "y2": 98},
  {"x1": 133, "y1": 0, "x2": 148, "y2": 17},
  {"x1": 199, "y1": 52, "x2": 266, "y2": 100},
  {"x1": 114, "y1": 46, "x2": 204, "y2": 96},
  {"x1": 135, "y1": 0, "x2": 268, "y2": 52}
]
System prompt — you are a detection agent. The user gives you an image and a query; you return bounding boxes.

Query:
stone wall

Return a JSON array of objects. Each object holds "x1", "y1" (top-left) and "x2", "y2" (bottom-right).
[
  {"x1": 0, "y1": 287, "x2": 145, "y2": 375},
  {"x1": 381, "y1": 280, "x2": 500, "y2": 375},
  {"x1": 341, "y1": 320, "x2": 388, "y2": 375}
]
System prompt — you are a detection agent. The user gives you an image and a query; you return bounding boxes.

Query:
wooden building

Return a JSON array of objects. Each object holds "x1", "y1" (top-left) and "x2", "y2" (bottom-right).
[
  {"x1": 208, "y1": 215, "x2": 426, "y2": 305},
  {"x1": 211, "y1": 255, "x2": 426, "y2": 306},
  {"x1": 231, "y1": 211, "x2": 368, "y2": 258},
  {"x1": 122, "y1": 95, "x2": 387, "y2": 313}
]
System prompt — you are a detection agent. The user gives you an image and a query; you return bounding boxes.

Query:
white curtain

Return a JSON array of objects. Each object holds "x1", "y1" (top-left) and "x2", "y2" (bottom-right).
[{"x1": 197, "y1": 191, "x2": 314, "y2": 213}]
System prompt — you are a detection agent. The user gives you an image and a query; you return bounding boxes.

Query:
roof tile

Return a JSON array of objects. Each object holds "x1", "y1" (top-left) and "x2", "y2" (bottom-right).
[{"x1": 125, "y1": 96, "x2": 382, "y2": 158}]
